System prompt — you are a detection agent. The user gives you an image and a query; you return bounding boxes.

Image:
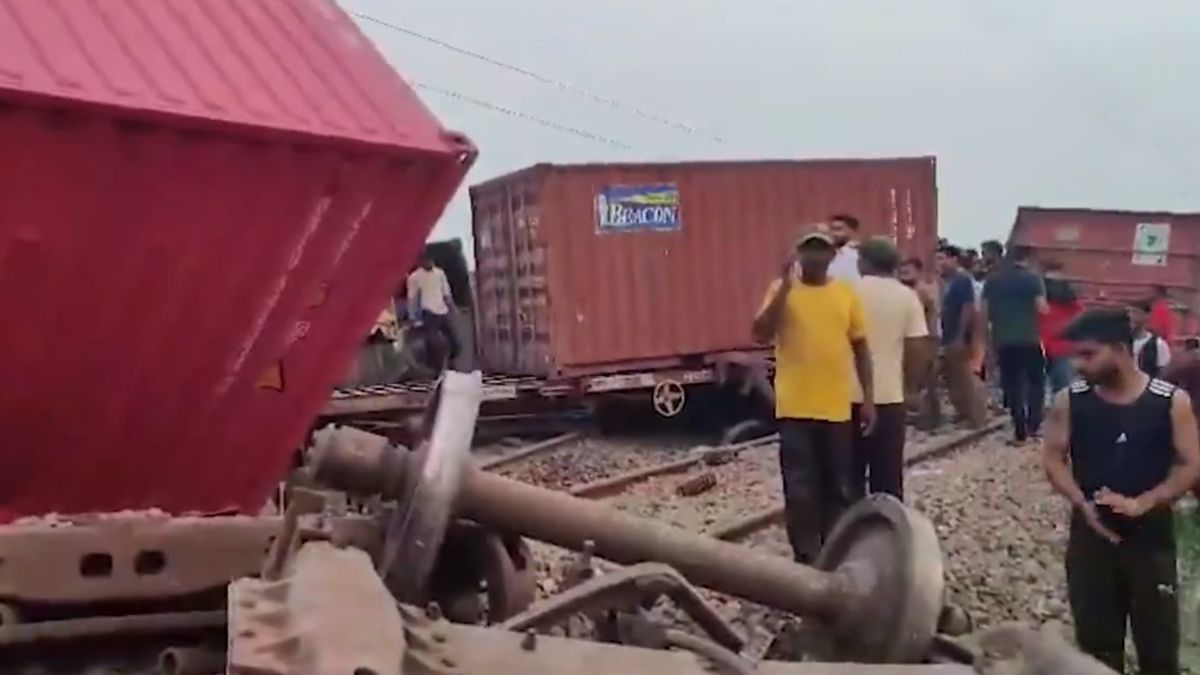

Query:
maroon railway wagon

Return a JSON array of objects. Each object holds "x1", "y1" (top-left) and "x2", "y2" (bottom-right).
[{"x1": 1009, "y1": 206, "x2": 1200, "y2": 336}]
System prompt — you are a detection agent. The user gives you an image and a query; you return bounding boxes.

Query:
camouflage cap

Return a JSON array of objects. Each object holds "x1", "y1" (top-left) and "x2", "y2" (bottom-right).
[{"x1": 795, "y1": 227, "x2": 835, "y2": 250}]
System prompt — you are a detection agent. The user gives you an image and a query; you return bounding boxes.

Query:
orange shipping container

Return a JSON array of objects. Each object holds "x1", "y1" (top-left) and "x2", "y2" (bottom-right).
[{"x1": 470, "y1": 158, "x2": 939, "y2": 378}]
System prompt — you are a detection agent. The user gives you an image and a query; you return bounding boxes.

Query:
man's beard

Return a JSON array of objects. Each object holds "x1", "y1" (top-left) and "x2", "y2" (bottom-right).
[{"x1": 1082, "y1": 365, "x2": 1120, "y2": 386}]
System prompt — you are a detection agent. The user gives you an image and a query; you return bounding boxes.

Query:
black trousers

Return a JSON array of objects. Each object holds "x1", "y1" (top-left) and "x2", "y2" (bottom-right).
[
  {"x1": 996, "y1": 344, "x2": 1046, "y2": 441},
  {"x1": 851, "y1": 404, "x2": 907, "y2": 502},
  {"x1": 1066, "y1": 517, "x2": 1179, "y2": 675},
  {"x1": 422, "y1": 310, "x2": 460, "y2": 363},
  {"x1": 778, "y1": 419, "x2": 853, "y2": 564}
]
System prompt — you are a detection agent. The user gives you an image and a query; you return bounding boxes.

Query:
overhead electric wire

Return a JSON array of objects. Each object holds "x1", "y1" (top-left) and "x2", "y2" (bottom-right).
[
  {"x1": 350, "y1": 10, "x2": 726, "y2": 143},
  {"x1": 412, "y1": 82, "x2": 633, "y2": 149}
]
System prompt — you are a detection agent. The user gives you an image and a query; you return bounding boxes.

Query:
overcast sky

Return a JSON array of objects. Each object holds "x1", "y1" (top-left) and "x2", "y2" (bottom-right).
[{"x1": 345, "y1": 0, "x2": 1200, "y2": 249}]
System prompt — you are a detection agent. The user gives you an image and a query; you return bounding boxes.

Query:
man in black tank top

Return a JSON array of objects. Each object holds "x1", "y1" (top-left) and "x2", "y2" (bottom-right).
[{"x1": 1042, "y1": 308, "x2": 1200, "y2": 675}]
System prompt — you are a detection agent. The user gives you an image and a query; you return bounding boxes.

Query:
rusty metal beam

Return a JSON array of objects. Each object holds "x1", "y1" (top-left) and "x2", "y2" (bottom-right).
[
  {"x1": 0, "y1": 516, "x2": 279, "y2": 604},
  {"x1": 568, "y1": 455, "x2": 702, "y2": 498},
  {"x1": 708, "y1": 507, "x2": 782, "y2": 542},
  {"x1": 0, "y1": 509, "x2": 385, "y2": 607},
  {"x1": 478, "y1": 431, "x2": 584, "y2": 471},
  {"x1": 500, "y1": 562, "x2": 743, "y2": 651},
  {"x1": 423, "y1": 618, "x2": 976, "y2": 675},
  {"x1": 902, "y1": 419, "x2": 1007, "y2": 466},
  {"x1": 458, "y1": 466, "x2": 841, "y2": 617},
  {"x1": 314, "y1": 431, "x2": 838, "y2": 616},
  {"x1": 568, "y1": 440, "x2": 773, "y2": 499},
  {"x1": 0, "y1": 611, "x2": 225, "y2": 646},
  {"x1": 322, "y1": 390, "x2": 428, "y2": 416}
]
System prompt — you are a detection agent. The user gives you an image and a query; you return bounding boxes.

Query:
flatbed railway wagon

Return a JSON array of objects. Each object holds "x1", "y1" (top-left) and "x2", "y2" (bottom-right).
[{"x1": 324, "y1": 157, "x2": 939, "y2": 436}]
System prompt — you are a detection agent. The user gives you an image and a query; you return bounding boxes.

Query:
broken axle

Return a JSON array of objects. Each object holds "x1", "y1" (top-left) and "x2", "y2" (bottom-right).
[{"x1": 312, "y1": 419, "x2": 943, "y2": 663}]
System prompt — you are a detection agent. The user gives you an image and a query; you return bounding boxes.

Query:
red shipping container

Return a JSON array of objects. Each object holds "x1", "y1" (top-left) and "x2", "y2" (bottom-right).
[
  {"x1": 471, "y1": 158, "x2": 938, "y2": 378},
  {"x1": 0, "y1": 0, "x2": 473, "y2": 520},
  {"x1": 1009, "y1": 207, "x2": 1200, "y2": 334}
]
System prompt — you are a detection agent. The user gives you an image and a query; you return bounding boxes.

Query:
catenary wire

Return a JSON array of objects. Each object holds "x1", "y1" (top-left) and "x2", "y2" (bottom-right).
[
  {"x1": 349, "y1": 10, "x2": 726, "y2": 143},
  {"x1": 413, "y1": 82, "x2": 634, "y2": 150}
]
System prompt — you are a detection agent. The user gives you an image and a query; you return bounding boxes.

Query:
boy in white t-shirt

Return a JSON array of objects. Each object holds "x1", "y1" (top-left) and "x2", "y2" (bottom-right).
[{"x1": 1130, "y1": 300, "x2": 1170, "y2": 377}]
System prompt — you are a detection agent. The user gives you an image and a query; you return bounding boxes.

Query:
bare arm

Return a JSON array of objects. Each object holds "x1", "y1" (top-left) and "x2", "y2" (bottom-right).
[
  {"x1": 976, "y1": 298, "x2": 991, "y2": 348},
  {"x1": 918, "y1": 284, "x2": 938, "y2": 334},
  {"x1": 1140, "y1": 390, "x2": 1200, "y2": 509},
  {"x1": 1034, "y1": 276, "x2": 1049, "y2": 314},
  {"x1": 1042, "y1": 390, "x2": 1086, "y2": 508},
  {"x1": 901, "y1": 290, "x2": 932, "y2": 391},
  {"x1": 851, "y1": 338, "x2": 874, "y2": 404},
  {"x1": 903, "y1": 337, "x2": 933, "y2": 392},
  {"x1": 1159, "y1": 340, "x2": 1172, "y2": 369},
  {"x1": 753, "y1": 278, "x2": 790, "y2": 344},
  {"x1": 440, "y1": 271, "x2": 456, "y2": 311},
  {"x1": 958, "y1": 301, "x2": 977, "y2": 347},
  {"x1": 406, "y1": 274, "x2": 420, "y2": 318}
]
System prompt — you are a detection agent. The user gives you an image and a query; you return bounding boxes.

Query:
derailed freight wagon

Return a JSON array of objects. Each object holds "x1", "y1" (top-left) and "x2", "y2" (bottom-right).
[
  {"x1": 0, "y1": 0, "x2": 474, "y2": 521},
  {"x1": 1009, "y1": 207, "x2": 1200, "y2": 336},
  {"x1": 470, "y1": 158, "x2": 939, "y2": 424}
]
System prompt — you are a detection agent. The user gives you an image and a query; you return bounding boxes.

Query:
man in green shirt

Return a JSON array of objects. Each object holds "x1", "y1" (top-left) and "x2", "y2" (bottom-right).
[{"x1": 981, "y1": 246, "x2": 1048, "y2": 444}]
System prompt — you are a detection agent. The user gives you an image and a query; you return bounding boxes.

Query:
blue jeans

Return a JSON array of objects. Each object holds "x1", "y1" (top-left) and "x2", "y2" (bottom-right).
[{"x1": 1046, "y1": 357, "x2": 1073, "y2": 394}]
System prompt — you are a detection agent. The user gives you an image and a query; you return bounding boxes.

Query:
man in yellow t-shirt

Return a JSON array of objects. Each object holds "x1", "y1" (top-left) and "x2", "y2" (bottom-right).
[{"x1": 753, "y1": 230, "x2": 875, "y2": 564}]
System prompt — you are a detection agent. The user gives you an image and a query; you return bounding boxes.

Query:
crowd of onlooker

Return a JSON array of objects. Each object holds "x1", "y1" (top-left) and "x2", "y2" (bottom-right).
[
  {"x1": 901, "y1": 237, "x2": 1190, "y2": 445},
  {"x1": 755, "y1": 218, "x2": 1199, "y2": 673}
]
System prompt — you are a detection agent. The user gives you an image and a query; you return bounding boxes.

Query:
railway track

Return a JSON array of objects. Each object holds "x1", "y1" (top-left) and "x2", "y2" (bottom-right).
[{"x1": 479, "y1": 421, "x2": 1005, "y2": 536}]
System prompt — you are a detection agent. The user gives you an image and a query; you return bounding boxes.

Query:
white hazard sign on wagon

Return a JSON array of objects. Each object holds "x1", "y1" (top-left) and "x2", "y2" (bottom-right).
[{"x1": 1132, "y1": 222, "x2": 1171, "y2": 267}]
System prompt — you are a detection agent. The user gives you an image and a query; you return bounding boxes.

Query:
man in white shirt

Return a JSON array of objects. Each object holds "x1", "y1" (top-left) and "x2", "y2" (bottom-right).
[
  {"x1": 851, "y1": 238, "x2": 931, "y2": 501},
  {"x1": 407, "y1": 253, "x2": 459, "y2": 366},
  {"x1": 827, "y1": 214, "x2": 861, "y2": 281},
  {"x1": 1130, "y1": 300, "x2": 1171, "y2": 377}
]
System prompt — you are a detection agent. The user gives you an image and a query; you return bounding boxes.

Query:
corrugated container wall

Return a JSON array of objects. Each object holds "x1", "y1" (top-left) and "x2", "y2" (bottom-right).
[
  {"x1": 0, "y1": 0, "x2": 473, "y2": 521},
  {"x1": 1010, "y1": 207, "x2": 1200, "y2": 331},
  {"x1": 471, "y1": 158, "x2": 938, "y2": 377}
]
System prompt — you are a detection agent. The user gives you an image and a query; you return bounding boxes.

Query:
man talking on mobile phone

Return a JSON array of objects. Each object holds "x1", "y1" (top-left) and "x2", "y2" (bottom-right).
[
  {"x1": 1042, "y1": 308, "x2": 1200, "y2": 675},
  {"x1": 753, "y1": 229, "x2": 875, "y2": 564}
]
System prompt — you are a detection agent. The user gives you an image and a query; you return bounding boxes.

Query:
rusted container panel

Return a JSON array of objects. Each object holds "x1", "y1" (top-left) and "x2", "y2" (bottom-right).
[
  {"x1": 1009, "y1": 207, "x2": 1200, "y2": 330},
  {"x1": 0, "y1": 0, "x2": 472, "y2": 521},
  {"x1": 471, "y1": 158, "x2": 938, "y2": 377}
]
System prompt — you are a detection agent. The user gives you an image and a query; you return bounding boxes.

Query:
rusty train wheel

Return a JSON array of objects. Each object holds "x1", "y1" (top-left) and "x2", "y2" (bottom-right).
[{"x1": 814, "y1": 494, "x2": 944, "y2": 663}]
